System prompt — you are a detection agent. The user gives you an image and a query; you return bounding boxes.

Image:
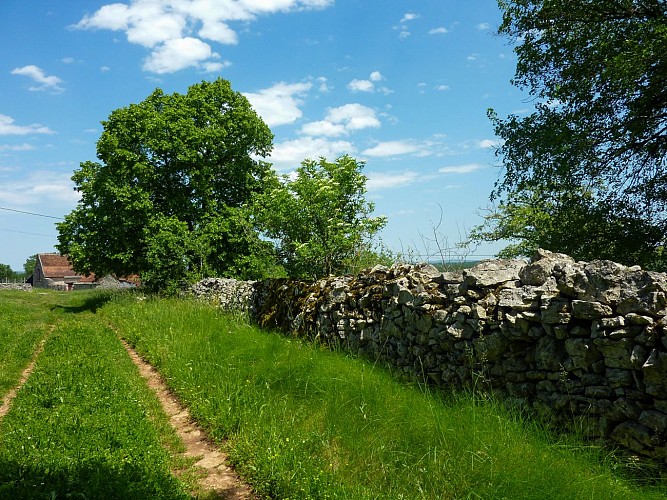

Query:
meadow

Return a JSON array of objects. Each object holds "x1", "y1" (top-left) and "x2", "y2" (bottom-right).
[{"x1": 1, "y1": 289, "x2": 666, "y2": 499}]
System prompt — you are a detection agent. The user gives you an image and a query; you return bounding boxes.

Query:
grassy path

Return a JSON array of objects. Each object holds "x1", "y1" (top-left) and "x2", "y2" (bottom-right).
[
  {"x1": 2, "y1": 289, "x2": 666, "y2": 499},
  {"x1": 0, "y1": 290, "x2": 248, "y2": 499},
  {"x1": 0, "y1": 292, "x2": 59, "y2": 402}
]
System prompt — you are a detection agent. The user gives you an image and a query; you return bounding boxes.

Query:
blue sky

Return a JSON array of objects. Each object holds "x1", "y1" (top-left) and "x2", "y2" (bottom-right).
[{"x1": 0, "y1": 0, "x2": 528, "y2": 271}]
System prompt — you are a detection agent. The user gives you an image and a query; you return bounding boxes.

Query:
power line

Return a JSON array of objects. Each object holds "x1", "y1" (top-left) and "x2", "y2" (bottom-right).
[
  {"x1": 0, "y1": 227, "x2": 57, "y2": 238},
  {"x1": 0, "y1": 206, "x2": 64, "y2": 220}
]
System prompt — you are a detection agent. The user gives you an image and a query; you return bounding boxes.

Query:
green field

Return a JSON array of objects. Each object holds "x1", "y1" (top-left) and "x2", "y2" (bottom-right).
[{"x1": 1, "y1": 289, "x2": 665, "y2": 499}]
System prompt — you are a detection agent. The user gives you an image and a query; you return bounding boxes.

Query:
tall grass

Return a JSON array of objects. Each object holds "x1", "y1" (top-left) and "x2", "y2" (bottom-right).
[
  {"x1": 102, "y1": 294, "x2": 667, "y2": 499},
  {"x1": 0, "y1": 291, "x2": 192, "y2": 499}
]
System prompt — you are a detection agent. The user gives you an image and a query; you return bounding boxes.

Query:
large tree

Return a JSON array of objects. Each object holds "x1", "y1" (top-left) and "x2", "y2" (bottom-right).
[
  {"x1": 253, "y1": 156, "x2": 387, "y2": 279},
  {"x1": 476, "y1": 1, "x2": 667, "y2": 268},
  {"x1": 57, "y1": 78, "x2": 276, "y2": 291}
]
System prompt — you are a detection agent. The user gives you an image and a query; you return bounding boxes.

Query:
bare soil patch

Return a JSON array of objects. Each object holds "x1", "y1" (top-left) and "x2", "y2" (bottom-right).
[{"x1": 119, "y1": 338, "x2": 255, "y2": 499}]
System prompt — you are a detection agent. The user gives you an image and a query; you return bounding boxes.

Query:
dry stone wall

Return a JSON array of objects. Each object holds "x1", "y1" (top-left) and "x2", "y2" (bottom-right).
[
  {"x1": 191, "y1": 249, "x2": 667, "y2": 463},
  {"x1": 0, "y1": 283, "x2": 31, "y2": 291}
]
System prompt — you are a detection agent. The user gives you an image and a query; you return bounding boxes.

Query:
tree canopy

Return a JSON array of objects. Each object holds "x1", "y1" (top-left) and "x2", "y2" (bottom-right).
[
  {"x1": 475, "y1": 1, "x2": 667, "y2": 268},
  {"x1": 57, "y1": 78, "x2": 276, "y2": 292},
  {"x1": 253, "y1": 156, "x2": 387, "y2": 279}
]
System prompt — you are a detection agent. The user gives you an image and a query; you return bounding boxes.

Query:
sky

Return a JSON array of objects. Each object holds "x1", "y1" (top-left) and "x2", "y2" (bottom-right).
[{"x1": 0, "y1": 0, "x2": 530, "y2": 272}]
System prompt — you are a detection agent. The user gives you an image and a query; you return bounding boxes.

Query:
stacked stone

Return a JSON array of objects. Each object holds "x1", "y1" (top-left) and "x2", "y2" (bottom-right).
[
  {"x1": 0, "y1": 283, "x2": 31, "y2": 291},
  {"x1": 190, "y1": 249, "x2": 667, "y2": 463},
  {"x1": 189, "y1": 277, "x2": 256, "y2": 313}
]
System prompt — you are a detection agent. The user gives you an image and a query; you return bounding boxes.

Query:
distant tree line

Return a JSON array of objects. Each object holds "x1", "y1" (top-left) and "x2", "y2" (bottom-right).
[{"x1": 0, "y1": 254, "x2": 37, "y2": 282}]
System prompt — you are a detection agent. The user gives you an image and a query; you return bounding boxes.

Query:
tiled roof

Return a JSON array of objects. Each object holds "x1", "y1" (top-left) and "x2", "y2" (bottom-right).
[{"x1": 38, "y1": 254, "x2": 96, "y2": 281}]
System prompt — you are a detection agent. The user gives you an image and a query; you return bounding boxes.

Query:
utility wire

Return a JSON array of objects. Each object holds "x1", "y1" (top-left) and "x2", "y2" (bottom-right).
[
  {"x1": 0, "y1": 206, "x2": 64, "y2": 220},
  {"x1": 0, "y1": 227, "x2": 57, "y2": 238}
]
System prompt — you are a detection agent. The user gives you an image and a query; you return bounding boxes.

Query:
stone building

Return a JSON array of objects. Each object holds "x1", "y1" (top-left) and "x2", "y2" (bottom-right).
[{"x1": 31, "y1": 253, "x2": 97, "y2": 291}]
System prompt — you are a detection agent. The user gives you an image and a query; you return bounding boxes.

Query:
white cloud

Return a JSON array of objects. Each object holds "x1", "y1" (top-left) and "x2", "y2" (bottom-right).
[
  {"x1": 127, "y1": 11, "x2": 187, "y2": 47},
  {"x1": 75, "y1": 0, "x2": 334, "y2": 73},
  {"x1": 299, "y1": 103, "x2": 379, "y2": 137},
  {"x1": 11, "y1": 65, "x2": 64, "y2": 92},
  {"x1": 202, "y1": 60, "x2": 232, "y2": 73},
  {"x1": 269, "y1": 137, "x2": 354, "y2": 170},
  {"x1": 325, "y1": 103, "x2": 381, "y2": 131},
  {"x1": 370, "y1": 71, "x2": 384, "y2": 82},
  {"x1": 348, "y1": 79, "x2": 374, "y2": 92},
  {"x1": 244, "y1": 82, "x2": 312, "y2": 127},
  {"x1": 0, "y1": 143, "x2": 34, "y2": 151},
  {"x1": 435, "y1": 84, "x2": 450, "y2": 91},
  {"x1": 300, "y1": 120, "x2": 347, "y2": 137},
  {"x1": 199, "y1": 19, "x2": 239, "y2": 44},
  {"x1": 347, "y1": 71, "x2": 386, "y2": 93},
  {"x1": 0, "y1": 114, "x2": 55, "y2": 135},
  {"x1": 0, "y1": 171, "x2": 79, "y2": 206},
  {"x1": 76, "y1": 3, "x2": 131, "y2": 31},
  {"x1": 429, "y1": 27, "x2": 448, "y2": 35},
  {"x1": 316, "y1": 76, "x2": 330, "y2": 92},
  {"x1": 477, "y1": 22, "x2": 491, "y2": 31},
  {"x1": 142, "y1": 37, "x2": 218, "y2": 73},
  {"x1": 366, "y1": 171, "x2": 419, "y2": 190},
  {"x1": 477, "y1": 139, "x2": 501, "y2": 148},
  {"x1": 439, "y1": 163, "x2": 483, "y2": 174},
  {"x1": 396, "y1": 12, "x2": 419, "y2": 38},
  {"x1": 362, "y1": 140, "x2": 421, "y2": 157},
  {"x1": 399, "y1": 12, "x2": 419, "y2": 23},
  {"x1": 100, "y1": 66, "x2": 111, "y2": 72}
]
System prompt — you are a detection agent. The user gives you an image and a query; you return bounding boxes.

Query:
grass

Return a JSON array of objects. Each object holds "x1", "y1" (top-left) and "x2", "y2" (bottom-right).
[
  {"x1": 0, "y1": 290, "x2": 60, "y2": 397},
  {"x1": 0, "y1": 290, "x2": 194, "y2": 499},
  {"x1": 100, "y1": 293, "x2": 667, "y2": 499}
]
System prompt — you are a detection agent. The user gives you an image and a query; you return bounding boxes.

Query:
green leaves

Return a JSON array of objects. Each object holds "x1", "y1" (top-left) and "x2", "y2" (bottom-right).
[
  {"x1": 57, "y1": 78, "x2": 275, "y2": 291},
  {"x1": 254, "y1": 156, "x2": 387, "y2": 279},
  {"x1": 485, "y1": 1, "x2": 667, "y2": 268}
]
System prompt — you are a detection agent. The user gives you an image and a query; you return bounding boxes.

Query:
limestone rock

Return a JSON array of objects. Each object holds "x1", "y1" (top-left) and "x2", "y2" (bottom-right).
[{"x1": 463, "y1": 259, "x2": 526, "y2": 288}]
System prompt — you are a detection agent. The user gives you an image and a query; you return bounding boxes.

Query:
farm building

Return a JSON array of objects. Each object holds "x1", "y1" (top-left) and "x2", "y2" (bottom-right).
[{"x1": 30, "y1": 254, "x2": 97, "y2": 291}]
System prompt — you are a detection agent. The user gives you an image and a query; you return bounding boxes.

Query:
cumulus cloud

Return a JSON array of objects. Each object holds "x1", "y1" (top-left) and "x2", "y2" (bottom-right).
[
  {"x1": 399, "y1": 12, "x2": 419, "y2": 23},
  {"x1": 244, "y1": 82, "x2": 312, "y2": 127},
  {"x1": 347, "y1": 71, "x2": 389, "y2": 94},
  {"x1": 300, "y1": 103, "x2": 380, "y2": 137},
  {"x1": 269, "y1": 137, "x2": 354, "y2": 170},
  {"x1": 366, "y1": 171, "x2": 420, "y2": 190},
  {"x1": 300, "y1": 120, "x2": 347, "y2": 137},
  {"x1": 477, "y1": 22, "x2": 491, "y2": 30},
  {"x1": 0, "y1": 171, "x2": 79, "y2": 206},
  {"x1": 347, "y1": 79, "x2": 374, "y2": 92},
  {"x1": 429, "y1": 27, "x2": 448, "y2": 35},
  {"x1": 477, "y1": 139, "x2": 501, "y2": 148},
  {"x1": 0, "y1": 114, "x2": 55, "y2": 135},
  {"x1": 11, "y1": 65, "x2": 64, "y2": 92},
  {"x1": 74, "y1": 0, "x2": 334, "y2": 73},
  {"x1": 0, "y1": 143, "x2": 34, "y2": 152},
  {"x1": 439, "y1": 163, "x2": 483, "y2": 174},
  {"x1": 142, "y1": 37, "x2": 220, "y2": 73},
  {"x1": 396, "y1": 12, "x2": 419, "y2": 38},
  {"x1": 362, "y1": 140, "x2": 421, "y2": 157}
]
